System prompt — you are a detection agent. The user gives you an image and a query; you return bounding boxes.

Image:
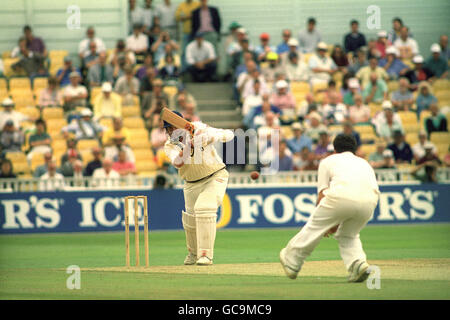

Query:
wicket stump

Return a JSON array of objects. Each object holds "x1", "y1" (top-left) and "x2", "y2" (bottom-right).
[{"x1": 124, "y1": 196, "x2": 149, "y2": 267}]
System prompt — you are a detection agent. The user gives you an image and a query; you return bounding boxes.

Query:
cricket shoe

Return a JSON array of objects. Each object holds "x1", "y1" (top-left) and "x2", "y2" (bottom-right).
[
  {"x1": 196, "y1": 256, "x2": 213, "y2": 266},
  {"x1": 348, "y1": 259, "x2": 370, "y2": 283},
  {"x1": 184, "y1": 253, "x2": 197, "y2": 265},
  {"x1": 279, "y1": 248, "x2": 299, "y2": 280}
]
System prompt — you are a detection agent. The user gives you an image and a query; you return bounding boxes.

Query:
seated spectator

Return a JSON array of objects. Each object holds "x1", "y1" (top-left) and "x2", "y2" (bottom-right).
[
  {"x1": 270, "y1": 80, "x2": 296, "y2": 114},
  {"x1": 33, "y1": 151, "x2": 57, "y2": 178},
  {"x1": 139, "y1": 66, "x2": 156, "y2": 96},
  {"x1": 342, "y1": 121, "x2": 362, "y2": 150},
  {"x1": 244, "y1": 96, "x2": 281, "y2": 129},
  {"x1": 0, "y1": 159, "x2": 17, "y2": 180},
  {"x1": 284, "y1": 51, "x2": 309, "y2": 82},
  {"x1": 126, "y1": 23, "x2": 149, "y2": 62},
  {"x1": 374, "y1": 101, "x2": 404, "y2": 141},
  {"x1": 56, "y1": 56, "x2": 81, "y2": 87},
  {"x1": 344, "y1": 20, "x2": 366, "y2": 54},
  {"x1": 276, "y1": 140, "x2": 294, "y2": 171},
  {"x1": 225, "y1": 22, "x2": 244, "y2": 58},
  {"x1": 92, "y1": 158, "x2": 120, "y2": 188},
  {"x1": 59, "y1": 152, "x2": 80, "y2": 177},
  {"x1": 255, "y1": 32, "x2": 277, "y2": 62},
  {"x1": 0, "y1": 120, "x2": 24, "y2": 155},
  {"x1": 61, "y1": 108, "x2": 104, "y2": 141},
  {"x1": 78, "y1": 26, "x2": 106, "y2": 60},
  {"x1": 348, "y1": 94, "x2": 370, "y2": 123},
  {"x1": 348, "y1": 48, "x2": 368, "y2": 75},
  {"x1": 404, "y1": 55, "x2": 434, "y2": 89},
  {"x1": 356, "y1": 56, "x2": 389, "y2": 88},
  {"x1": 11, "y1": 37, "x2": 47, "y2": 80},
  {"x1": 70, "y1": 160, "x2": 85, "y2": 186},
  {"x1": 114, "y1": 65, "x2": 140, "y2": 106},
  {"x1": 261, "y1": 52, "x2": 283, "y2": 83},
  {"x1": 87, "y1": 52, "x2": 114, "y2": 87},
  {"x1": 379, "y1": 46, "x2": 409, "y2": 80},
  {"x1": 388, "y1": 130, "x2": 413, "y2": 163},
  {"x1": 320, "y1": 91, "x2": 348, "y2": 124},
  {"x1": 277, "y1": 29, "x2": 292, "y2": 55},
  {"x1": 387, "y1": 17, "x2": 405, "y2": 44},
  {"x1": 331, "y1": 44, "x2": 349, "y2": 72},
  {"x1": 0, "y1": 98, "x2": 29, "y2": 130},
  {"x1": 82, "y1": 41, "x2": 100, "y2": 71},
  {"x1": 287, "y1": 122, "x2": 312, "y2": 153},
  {"x1": 62, "y1": 72, "x2": 88, "y2": 113},
  {"x1": 293, "y1": 146, "x2": 313, "y2": 171},
  {"x1": 298, "y1": 17, "x2": 321, "y2": 54},
  {"x1": 157, "y1": 42, "x2": 182, "y2": 72},
  {"x1": 102, "y1": 118, "x2": 130, "y2": 147},
  {"x1": 27, "y1": 119, "x2": 52, "y2": 164},
  {"x1": 416, "y1": 81, "x2": 438, "y2": 118},
  {"x1": 374, "y1": 30, "x2": 391, "y2": 59},
  {"x1": 242, "y1": 80, "x2": 263, "y2": 116},
  {"x1": 238, "y1": 64, "x2": 270, "y2": 102},
  {"x1": 181, "y1": 103, "x2": 200, "y2": 123},
  {"x1": 279, "y1": 37, "x2": 301, "y2": 66},
  {"x1": 425, "y1": 44, "x2": 448, "y2": 79},
  {"x1": 304, "y1": 112, "x2": 325, "y2": 143},
  {"x1": 93, "y1": 82, "x2": 122, "y2": 120},
  {"x1": 173, "y1": 85, "x2": 197, "y2": 111},
  {"x1": 39, "y1": 160, "x2": 65, "y2": 191},
  {"x1": 151, "y1": 119, "x2": 168, "y2": 153},
  {"x1": 104, "y1": 134, "x2": 135, "y2": 163},
  {"x1": 84, "y1": 147, "x2": 103, "y2": 177},
  {"x1": 38, "y1": 76, "x2": 63, "y2": 107},
  {"x1": 314, "y1": 129, "x2": 332, "y2": 161},
  {"x1": 308, "y1": 42, "x2": 337, "y2": 85},
  {"x1": 186, "y1": 32, "x2": 217, "y2": 82},
  {"x1": 60, "y1": 138, "x2": 82, "y2": 166},
  {"x1": 425, "y1": 103, "x2": 448, "y2": 137},
  {"x1": 439, "y1": 34, "x2": 449, "y2": 61},
  {"x1": 391, "y1": 77, "x2": 414, "y2": 111},
  {"x1": 394, "y1": 26, "x2": 419, "y2": 60},
  {"x1": 112, "y1": 149, "x2": 137, "y2": 177},
  {"x1": 151, "y1": 31, "x2": 179, "y2": 66},
  {"x1": 142, "y1": 79, "x2": 170, "y2": 129},
  {"x1": 158, "y1": 54, "x2": 180, "y2": 80},
  {"x1": 362, "y1": 73, "x2": 388, "y2": 104},
  {"x1": 323, "y1": 80, "x2": 343, "y2": 104},
  {"x1": 230, "y1": 38, "x2": 258, "y2": 73},
  {"x1": 369, "y1": 141, "x2": 395, "y2": 169},
  {"x1": 136, "y1": 54, "x2": 156, "y2": 81},
  {"x1": 296, "y1": 93, "x2": 318, "y2": 120},
  {"x1": 412, "y1": 130, "x2": 437, "y2": 163},
  {"x1": 342, "y1": 78, "x2": 361, "y2": 106},
  {"x1": 108, "y1": 39, "x2": 136, "y2": 68},
  {"x1": 23, "y1": 25, "x2": 47, "y2": 57},
  {"x1": 412, "y1": 142, "x2": 442, "y2": 183}
]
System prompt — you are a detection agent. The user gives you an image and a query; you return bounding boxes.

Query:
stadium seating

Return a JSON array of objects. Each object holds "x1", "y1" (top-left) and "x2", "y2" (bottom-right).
[
  {"x1": 42, "y1": 107, "x2": 64, "y2": 120},
  {"x1": 430, "y1": 132, "x2": 450, "y2": 145},
  {"x1": 78, "y1": 139, "x2": 100, "y2": 151},
  {"x1": 122, "y1": 105, "x2": 141, "y2": 118},
  {"x1": 123, "y1": 117, "x2": 145, "y2": 129}
]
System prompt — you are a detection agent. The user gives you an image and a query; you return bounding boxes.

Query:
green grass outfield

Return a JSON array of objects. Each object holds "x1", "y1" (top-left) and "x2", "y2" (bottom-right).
[{"x1": 0, "y1": 224, "x2": 449, "y2": 299}]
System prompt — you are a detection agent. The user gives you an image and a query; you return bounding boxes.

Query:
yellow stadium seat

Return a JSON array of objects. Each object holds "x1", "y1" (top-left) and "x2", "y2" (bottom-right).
[
  {"x1": 419, "y1": 110, "x2": 432, "y2": 128},
  {"x1": 435, "y1": 143, "x2": 449, "y2": 158},
  {"x1": 135, "y1": 160, "x2": 158, "y2": 173},
  {"x1": 332, "y1": 71, "x2": 343, "y2": 83},
  {"x1": 77, "y1": 139, "x2": 99, "y2": 151},
  {"x1": 10, "y1": 77, "x2": 32, "y2": 91},
  {"x1": 291, "y1": 81, "x2": 310, "y2": 92},
  {"x1": 13, "y1": 162, "x2": 31, "y2": 175},
  {"x1": 432, "y1": 79, "x2": 450, "y2": 91},
  {"x1": 360, "y1": 132, "x2": 377, "y2": 142},
  {"x1": 42, "y1": 107, "x2": 64, "y2": 120},
  {"x1": 30, "y1": 153, "x2": 46, "y2": 171},
  {"x1": 138, "y1": 171, "x2": 158, "y2": 178},
  {"x1": 302, "y1": 53, "x2": 313, "y2": 64},
  {"x1": 123, "y1": 117, "x2": 145, "y2": 129},
  {"x1": 403, "y1": 123, "x2": 420, "y2": 134},
  {"x1": 18, "y1": 106, "x2": 40, "y2": 119},
  {"x1": 405, "y1": 132, "x2": 419, "y2": 145},
  {"x1": 46, "y1": 119, "x2": 67, "y2": 132},
  {"x1": 128, "y1": 128, "x2": 149, "y2": 140},
  {"x1": 122, "y1": 105, "x2": 141, "y2": 117},
  {"x1": 163, "y1": 86, "x2": 177, "y2": 98},
  {"x1": 430, "y1": 132, "x2": 450, "y2": 144},
  {"x1": 0, "y1": 78, "x2": 7, "y2": 90},
  {"x1": 20, "y1": 120, "x2": 35, "y2": 130},
  {"x1": 51, "y1": 139, "x2": 67, "y2": 153},
  {"x1": 5, "y1": 151, "x2": 27, "y2": 163},
  {"x1": 2, "y1": 51, "x2": 11, "y2": 59},
  {"x1": 360, "y1": 144, "x2": 377, "y2": 157},
  {"x1": 80, "y1": 150, "x2": 94, "y2": 165},
  {"x1": 397, "y1": 111, "x2": 417, "y2": 124},
  {"x1": 33, "y1": 77, "x2": 48, "y2": 91},
  {"x1": 387, "y1": 80, "x2": 399, "y2": 93},
  {"x1": 354, "y1": 125, "x2": 374, "y2": 135},
  {"x1": 128, "y1": 138, "x2": 151, "y2": 149},
  {"x1": 99, "y1": 118, "x2": 113, "y2": 130},
  {"x1": 3, "y1": 58, "x2": 25, "y2": 77},
  {"x1": 49, "y1": 50, "x2": 69, "y2": 60},
  {"x1": 312, "y1": 82, "x2": 328, "y2": 93},
  {"x1": 280, "y1": 126, "x2": 293, "y2": 139},
  {"x1": 90, "y1": 87, "x2": 102, "y2": 100},
  {"x1": 435, "y1": 90, "x2": 450, "y2": 102},
  {"x1": 134, "y1": 148, "x2": 155, "y2": 161}
]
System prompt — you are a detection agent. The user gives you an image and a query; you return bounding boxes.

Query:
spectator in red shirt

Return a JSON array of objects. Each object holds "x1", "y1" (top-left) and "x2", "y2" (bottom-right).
[{"x1": 112, "y1": 149, "x2": 136, "y2": 177}]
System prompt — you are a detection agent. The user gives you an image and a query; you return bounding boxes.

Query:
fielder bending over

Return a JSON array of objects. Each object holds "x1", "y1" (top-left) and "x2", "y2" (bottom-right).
[
  {"x1": 164, "y1": 111, "x2": 234, "y2": 266},
  {"x1": 280, "y1": 134, "x2": 380, "y2": 282}
]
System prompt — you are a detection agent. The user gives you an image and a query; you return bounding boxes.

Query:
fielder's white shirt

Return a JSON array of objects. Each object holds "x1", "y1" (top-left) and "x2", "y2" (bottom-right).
[{"x1": 317, "y1": 152, "x2": 380, "y2": 201}]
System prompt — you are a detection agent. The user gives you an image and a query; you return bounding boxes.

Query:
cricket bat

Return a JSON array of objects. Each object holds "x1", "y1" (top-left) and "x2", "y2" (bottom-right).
[{"x1": 160, "y1": 107, "x2": 195, "y2": 136}]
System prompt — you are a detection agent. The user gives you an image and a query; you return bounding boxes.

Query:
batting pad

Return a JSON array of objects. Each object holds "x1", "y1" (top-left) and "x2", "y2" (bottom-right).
[
  {"x1": 195, "y1": 212, "x2": 217, "y2": 260},
  {"x1": 182, "y1": 211, "x2": 197, "y2": 255}
]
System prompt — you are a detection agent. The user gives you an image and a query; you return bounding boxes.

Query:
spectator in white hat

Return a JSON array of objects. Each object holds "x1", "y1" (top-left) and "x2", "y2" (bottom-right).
[
  {"x1": 93, "y1": 82, "x2": 122, "y2": 119},
  {"x1": 393, "y1": 26, "x2": 419, "y2": 60},
  {"x1": 279, "y1": 37, "x2": 301, "y2": 66},
  {"x1": 61, "y1": 108, "x2": 105, "y2": 141},
  {"x1": 375, "y1": 30, "x2": 391, "y2": 59},
  {"x1": 284, "y1": 51, "x2": 309, "y2": 82},
  {"x1": 379, "y1": 46, "x2": 409, "y2": 80},
  {"x1": 404, "y1": 55, "x2": 434, "y2": 90},
  {"x1": 271, "y1": 80, "x2": 296, "y2": 113},
  {"x1": 308, "y1": 41, "x2": 337, "y2": 85},
  {"x1": 425, "y1": 43, "x2": 448, "y2": 78},
  {"x1": 287, "y1": 122, "x2": 312, "y2": 154},
  {"x1": 304, "y1": 112, "x2": 325, "y2": 143},
  {"x1": 374, "y1": 101, "x2": 404, "y2": 141},
  {"x1": 412, "y1": 130, "x2": 437, "y2": 163},
  {"x1": 343, "y1": 77, "x2": 360, "y2": 106},
  {"x1": 321, "y1": 90, "x2": 348, "y2": 125},
  {"x1": 62, "y1": 71, "x2": 88, "y2": 113},
  {"x1": 0, "y1": 98, "x2": 29, "y2": 130}
]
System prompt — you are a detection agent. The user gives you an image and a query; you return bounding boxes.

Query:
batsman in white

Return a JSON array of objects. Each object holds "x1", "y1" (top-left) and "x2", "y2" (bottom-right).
[
  {"x1": 163, "y1": 111, "x2": 234, "y2": 266},
  {"x1": 280, "y1": 134, "x2": 380, "y2": 282}
]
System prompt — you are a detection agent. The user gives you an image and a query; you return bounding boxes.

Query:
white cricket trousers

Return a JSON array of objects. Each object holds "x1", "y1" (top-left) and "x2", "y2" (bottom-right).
[{"x1": 284, "y1": 194, "x2": 378, "y2": 272}]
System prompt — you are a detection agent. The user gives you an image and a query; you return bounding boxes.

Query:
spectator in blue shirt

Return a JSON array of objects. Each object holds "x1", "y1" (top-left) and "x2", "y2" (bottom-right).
[
  {"x1": 56, "y1": 56, "x2": 80, "y2": 87},
  {"x1": 416, "y1": 81, "x2": 438, "y2": 118},
  {"x1": 425, "y1": 44, "x2": 449, "y2": 79},
  {"x1": 287, "y1": 122, "x2": 313, "y2": 154},
  {"x1": 277, "y1": 140, "x2": 294, "y2": 171},
  {"x1": 344, "y1": 20, "x2": 366, "y2": 53},
  {"x1": 276, "y1": 29, "x2": 292, "y2": 55},
  {"x1": 388, "y1": 130, "x2": 413, "y2": 164},
  {"x1": 379, "y1": 46, "x2": 409, "y2": 79},
  {"x1": 243, "y1": 97, "x2": 281, "y2": 129}
]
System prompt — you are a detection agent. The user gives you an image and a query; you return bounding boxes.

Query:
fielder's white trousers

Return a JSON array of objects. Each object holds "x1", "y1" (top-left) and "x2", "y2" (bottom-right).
[{"x1": 284, "y1": 193, "x2": 378, "y2": 272}]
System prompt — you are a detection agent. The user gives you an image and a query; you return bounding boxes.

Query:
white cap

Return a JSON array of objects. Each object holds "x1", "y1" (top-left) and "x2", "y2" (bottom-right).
[
  {"x1": 292, "y1": 122, "x2": 303, "y2": 130},
  {"x1": 382, "y1": 100, "x2": 393, "y2": 110},
  {"x1": 275, "y1": 79, "x2": 288, "y2": 89},
  {"x1": 287, "y1": 38, "x2": 299, "y2": 47},
  {"x1": 377, "y1": 30, "x2": 387, "y2": 38},
  {"x1": 236, "y1": 27, "x2": 247, "y2": 34},
  {"x1": 423, "y1": 141, "x2": 434, "y2": 149},
  {"x1": 383, "y1": 149, "x2": 393, "y2": 158},
  {"x1": 2, "y1": 97, "x2": 14, "y2": 107},
  {"x1": 348, "y1": 78, "x2": 360, "y2": 89},
  {"x1": 412, "y1": 55, "x2": 424, "y2": 63},
  {"x1": 430, "y1": 43, "x2": 441, "y2": 53},
  {"x1": 101, "y1": 82, "x2": 112, "y2": 92},
  {"x1": 385, "y1": 46, "x2": 398, "y2": 56},
  {"x1": 317, "y1": 41, "x2": 327, "y2": 50},
  {"x1": 80, "y1": 108, "x2": 93, "y2": 117}
]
